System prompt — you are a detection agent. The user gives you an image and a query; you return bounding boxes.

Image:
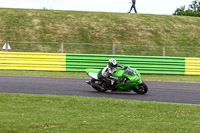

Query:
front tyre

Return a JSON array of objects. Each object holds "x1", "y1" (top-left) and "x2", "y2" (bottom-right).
[{"x1": 133, "y1": 82, "x2": 148, "y2": 94}]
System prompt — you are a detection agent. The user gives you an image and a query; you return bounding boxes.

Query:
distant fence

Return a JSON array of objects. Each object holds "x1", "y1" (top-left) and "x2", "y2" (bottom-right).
[
  {"x1": 1, "y1": 52, "x2": 200, "y2": 75},
  {"x1": 1, "y1": 41, "x2": 200, "y2": 57}
]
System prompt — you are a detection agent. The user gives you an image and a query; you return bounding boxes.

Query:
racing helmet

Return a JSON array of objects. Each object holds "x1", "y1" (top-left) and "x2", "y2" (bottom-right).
[{"x1": 108, "y1": 59, "x2": 117, "y2": 67}]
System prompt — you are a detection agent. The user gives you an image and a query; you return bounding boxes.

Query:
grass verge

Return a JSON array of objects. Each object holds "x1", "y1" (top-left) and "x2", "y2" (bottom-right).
[
  {"x1": 0, "y1": 93, "x2": 199, "y2": 133},
  {"x1": 1, "y1": 8, "x2": 200, "y2": 56},
  {"x1": 0, "y1": 70, "x2": 200, "y2": 83}
]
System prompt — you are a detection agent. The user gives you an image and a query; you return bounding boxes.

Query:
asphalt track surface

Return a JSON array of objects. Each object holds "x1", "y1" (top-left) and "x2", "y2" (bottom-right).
[{"x1": 0, "y1": 76, "x2": 200, "y2": 104}]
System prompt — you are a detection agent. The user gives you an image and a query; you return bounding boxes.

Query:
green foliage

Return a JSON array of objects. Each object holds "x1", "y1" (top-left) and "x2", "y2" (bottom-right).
[
  {"x1": 173, "y1": 6, "x2": 186, "y2": 16},
  {"x1": 174, "y1": 0, "x2": 200, "y2": 17}
]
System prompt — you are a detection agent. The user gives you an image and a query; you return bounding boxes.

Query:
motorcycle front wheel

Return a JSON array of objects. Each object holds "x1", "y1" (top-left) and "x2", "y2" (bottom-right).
[{"x1": 133, "y1": 82, "x2": 148, "y2": 94}]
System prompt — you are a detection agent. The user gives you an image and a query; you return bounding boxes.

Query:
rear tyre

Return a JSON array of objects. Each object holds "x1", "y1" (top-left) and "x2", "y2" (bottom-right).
[
  {"x1": 91, "y1": 79, "x2": 107, "y2": 92},
  {"x1": 133, "y1": 82, "x2": 148, "y2": 94}
]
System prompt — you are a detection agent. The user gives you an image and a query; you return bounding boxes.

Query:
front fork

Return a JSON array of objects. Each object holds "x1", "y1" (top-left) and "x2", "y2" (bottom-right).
[{"x1": 133, "y1": 80, "x2": 143, "y2": 89}]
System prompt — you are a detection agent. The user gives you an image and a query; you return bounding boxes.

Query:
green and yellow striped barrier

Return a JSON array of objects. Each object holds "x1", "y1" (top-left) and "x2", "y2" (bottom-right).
[
  {"x1": 0, "y1": 52, "x2": 200, "y2": 75},
  {"x1": 65, "y1": 53, "x2": 185, "y2": 75},
  {"x1": 185, "y1": 58, "x2": 200, "y2": 75},
  {"x1": 0, "y1": 52, "x2": 66, "y2": 71}
]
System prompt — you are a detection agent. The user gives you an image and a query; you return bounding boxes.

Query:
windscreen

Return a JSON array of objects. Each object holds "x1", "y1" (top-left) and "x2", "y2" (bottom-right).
[{"x1": 124, "y1": 67, "x2": 136, "y2": 76}]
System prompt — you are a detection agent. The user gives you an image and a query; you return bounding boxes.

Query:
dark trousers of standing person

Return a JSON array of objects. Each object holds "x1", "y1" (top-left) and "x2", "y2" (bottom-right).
[{"x1": 128, "y1": 2, "x2": 137, "y2": 13}]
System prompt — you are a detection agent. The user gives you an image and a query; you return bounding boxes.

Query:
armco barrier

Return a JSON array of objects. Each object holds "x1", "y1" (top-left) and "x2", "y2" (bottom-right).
[
  {"x1": 0, "y1": 52, "x2": 66, "y2": 71},
  {"x1": 185, "y1": 58, "x2": 200, "y2": 75},
  {"x1": 66, "y1": 53, "x2": 185, "y2": 75},
  {"x1": 1, "y1": 52, "x2": 200, "y2": 75}
]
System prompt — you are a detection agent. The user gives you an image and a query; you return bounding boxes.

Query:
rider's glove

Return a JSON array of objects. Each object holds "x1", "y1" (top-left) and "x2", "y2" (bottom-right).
[{"x1": 108, "y1": 73, "x2": 113, "y2": 77}]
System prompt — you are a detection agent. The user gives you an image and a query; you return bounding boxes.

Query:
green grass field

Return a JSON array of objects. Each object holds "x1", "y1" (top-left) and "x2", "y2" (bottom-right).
[
  {"x1": 0, "y1": 93, "x2": 199, "y2": 133},
  {"x1": 0, "y1": 8, "x2": 200, "y2": 56},
  {"x1": 1, "y1": 8, "x2": 200, "y2": 45}
]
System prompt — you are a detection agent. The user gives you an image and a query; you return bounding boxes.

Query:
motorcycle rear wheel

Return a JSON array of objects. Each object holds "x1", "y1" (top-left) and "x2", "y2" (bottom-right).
[
  {"x1": 91, "y1": 79, "x2": 107, "y2": 92},
  {"x1": 133, "y1": 82, "x2": 148, "y2": 94}
]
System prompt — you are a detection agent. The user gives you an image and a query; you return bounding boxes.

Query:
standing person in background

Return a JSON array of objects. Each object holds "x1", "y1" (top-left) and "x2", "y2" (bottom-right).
[{"x1": 128, "y1": 0, "x2": 137, "y2": 13}]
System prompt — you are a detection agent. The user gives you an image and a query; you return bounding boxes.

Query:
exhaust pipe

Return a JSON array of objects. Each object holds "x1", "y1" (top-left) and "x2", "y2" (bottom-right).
[
  {"x1": 86, "y1": 81, "x2": 91, "y2": 85},
  {"x1": 86, "y1": 81, "x2": 109, "y2": 90}
]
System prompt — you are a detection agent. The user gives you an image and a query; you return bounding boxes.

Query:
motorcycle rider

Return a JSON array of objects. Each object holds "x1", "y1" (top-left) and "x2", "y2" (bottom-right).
[{"x1": 99, "y1": 59, "x2": 127, "y2": 89}]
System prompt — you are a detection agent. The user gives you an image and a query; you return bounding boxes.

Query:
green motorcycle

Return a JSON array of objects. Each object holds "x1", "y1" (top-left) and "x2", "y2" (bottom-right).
[{"x1": 86, "y1": 66, "x2": 148, "y2": 94}]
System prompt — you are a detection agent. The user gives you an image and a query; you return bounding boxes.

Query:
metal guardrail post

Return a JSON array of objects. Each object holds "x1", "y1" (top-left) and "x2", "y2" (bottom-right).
[
  {"x1": 3, "y1": 41, "x2": 200, "y2": 57},
  {"x1": 113, "y1": 44, "x2": 115, "y2": 55},
  {"x1": 61, "y1": 42, "x2": 64, "y2": 53},
  {"x1": 163, "y1": 46, "x2": 166, "y2": 56}
]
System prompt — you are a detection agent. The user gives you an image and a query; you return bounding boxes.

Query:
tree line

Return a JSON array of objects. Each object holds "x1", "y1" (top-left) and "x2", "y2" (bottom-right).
[{"x1": 173, "y1": 0, "x2": 200, "y2": 17}]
